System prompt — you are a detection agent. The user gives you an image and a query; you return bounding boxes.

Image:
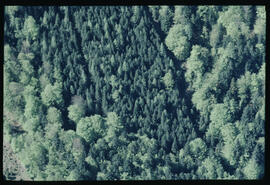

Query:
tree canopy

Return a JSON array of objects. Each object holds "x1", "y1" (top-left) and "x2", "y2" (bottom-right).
[{"x1": 3, "y1": 6, "x2": 265, "y2": 180}]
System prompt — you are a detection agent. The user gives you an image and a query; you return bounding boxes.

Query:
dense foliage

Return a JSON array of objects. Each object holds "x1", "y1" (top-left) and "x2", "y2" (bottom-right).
[{"x1": 4, "y1": 6, "x2": 265, "y2": 180}]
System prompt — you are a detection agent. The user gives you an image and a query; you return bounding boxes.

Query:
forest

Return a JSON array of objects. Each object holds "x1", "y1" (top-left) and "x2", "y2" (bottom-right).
[{"x1": 3, "y1": 6, "x2": 265, "y2": 180}]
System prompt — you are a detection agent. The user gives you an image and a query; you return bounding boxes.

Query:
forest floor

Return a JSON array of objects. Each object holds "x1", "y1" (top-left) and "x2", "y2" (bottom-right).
[
  {"x1": 3, "y1": 110, "x2": 31, "y2": 181},
  {"x1": 3, "y1": 140, "x2": 31, "y2": 181}
]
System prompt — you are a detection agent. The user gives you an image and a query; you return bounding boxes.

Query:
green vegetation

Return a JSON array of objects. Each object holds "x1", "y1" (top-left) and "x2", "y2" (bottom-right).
[{"x1": 4, "y1": 6, "x2": 265, "y2": 180}]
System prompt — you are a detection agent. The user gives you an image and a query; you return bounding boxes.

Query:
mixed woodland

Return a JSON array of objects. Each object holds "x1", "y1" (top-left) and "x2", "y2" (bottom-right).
[{"x1": 3, "y1": 6, "x2": 265, "y2": 180}]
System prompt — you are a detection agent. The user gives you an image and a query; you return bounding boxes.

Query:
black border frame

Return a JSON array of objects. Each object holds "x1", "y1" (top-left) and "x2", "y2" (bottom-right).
[{"x1": 0, "y1": 0, "x2": 268, "y2": 185}]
